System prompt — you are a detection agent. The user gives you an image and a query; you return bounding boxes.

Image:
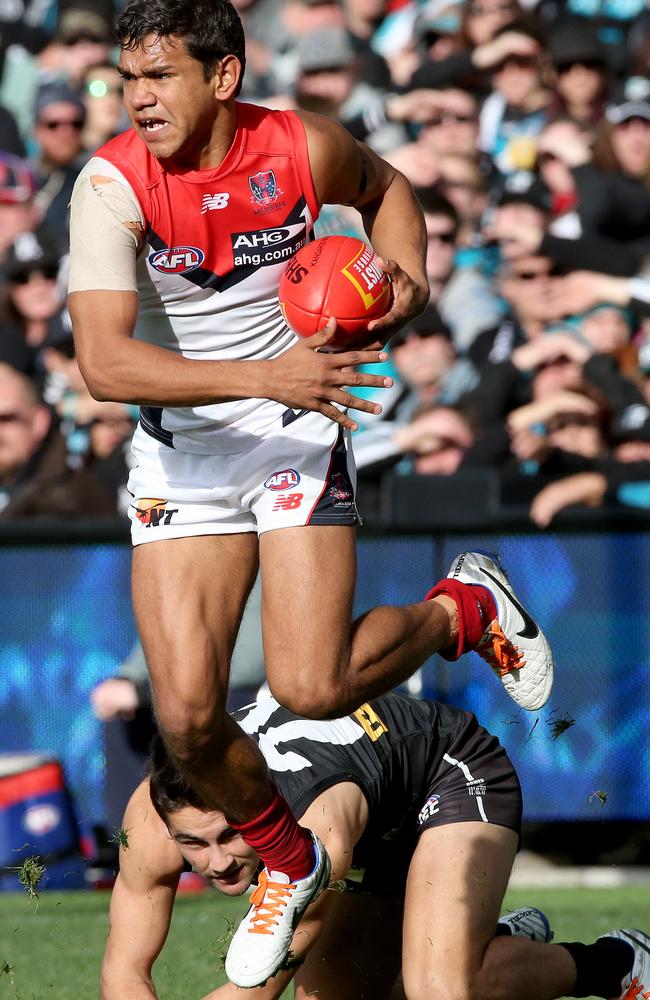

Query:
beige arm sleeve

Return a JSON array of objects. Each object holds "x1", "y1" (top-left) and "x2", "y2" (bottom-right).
[{"x1": 68, "y1": 158, "x2": 145, "y2": 293}]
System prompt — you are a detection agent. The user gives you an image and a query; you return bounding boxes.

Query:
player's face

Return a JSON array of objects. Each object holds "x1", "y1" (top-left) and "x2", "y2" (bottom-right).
[
  {"x1": 167, "y1": 807, "x2": 260, "y2": 897},
  {"x1": 118, "y1": 35, "x2": 227, "y2": 165}
]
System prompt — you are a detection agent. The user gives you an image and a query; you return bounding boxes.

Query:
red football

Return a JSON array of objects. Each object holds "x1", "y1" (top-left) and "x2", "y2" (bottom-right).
[{"x1": 278, "y1": 235, "x2": 392, "y2": 348}]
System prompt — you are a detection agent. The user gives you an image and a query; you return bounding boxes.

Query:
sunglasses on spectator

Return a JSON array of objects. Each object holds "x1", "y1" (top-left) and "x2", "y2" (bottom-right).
[
  {"x1": 467, "y1": 2, "x2": 514, "y2": 15},
  {"x1": 429, "y1": 112, "x2": 476, "y2": 126},
  {"x1": 494, "y1": 53, "x2": 539, "y2": 71},
  {"x1": 10, "y1": 265, "x2": 59, "y2": 284},
  {"x1": 511, "y1": 267, "x2": 561, "y2": 280},
  {"x1": 555, "y1": 59, "x2": 604, "y2": 74},
  {"x1": 39, "y1": 118, "x2": 84, "y2": 130},
  {"x1": 427, "y1": 230, "x2": 456, "y2": 244}
]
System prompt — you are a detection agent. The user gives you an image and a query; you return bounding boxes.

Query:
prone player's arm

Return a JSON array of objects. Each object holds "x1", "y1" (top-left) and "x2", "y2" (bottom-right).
[
  {"x1": 299, "y1": 111, "x2": 429, "y2": 339},
  {"x1": 100, "y1": 782, "x2": 183, "y2": 1000},
  {"x1": 67, "y1": 170, "x2": 390, "y2": 430}
]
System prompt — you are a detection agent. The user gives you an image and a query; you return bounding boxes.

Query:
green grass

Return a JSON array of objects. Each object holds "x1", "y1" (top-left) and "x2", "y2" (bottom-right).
[{"x1": 0, "y1": 886, "x2": 649, "y2": 998}]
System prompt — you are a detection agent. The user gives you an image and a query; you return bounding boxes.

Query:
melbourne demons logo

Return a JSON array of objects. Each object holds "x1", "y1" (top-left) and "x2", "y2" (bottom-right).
[
  {"x1": 149, "y1": 246, "x2": 205, "y2": 274},
  {"x1": 249, "y1": 170, "x2": 280, "y2": 205},
  {"x1": 264, "y1": 469, "x2": 301, "y2": 491}
]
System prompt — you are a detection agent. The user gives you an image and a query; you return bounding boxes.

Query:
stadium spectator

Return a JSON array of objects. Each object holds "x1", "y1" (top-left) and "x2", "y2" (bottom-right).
[
  {"x1": 353, "y1": 305, "x2": 476, "y2": 472},
  {"x1": 81, "y1": 63, "x2": 129, "y2": 152},
  {"x1": 102, "y1": 691, "x2": 650, "y2": 1000},
  {"x1": 0, "y1": 154, "x2": 38, "y2": 262},
  {"x1": 595, "y1": 78, "x2": 650, "y2": 188},
  {"x1": 31, "y1": 80, "x2": 88, "y2": 246},
  {"x1": 407, "y1": 0, "x2": 525, "y2": 93},
  {"x1": 547, "y1": 20, "x2": 609, "y2": 128},
  {"x1": 416, "y1": 188, "x2": 503, "y2": 351},
  {"x1": 479, "y1": 19, "x2": 552, "y2": 178},
  {"x1": 0, "y1": 231, "x2": 66, "y2": 354},
  {"x1": 466, "y1": 254, "x2": 564, "y2": 372},
  {"x1": 0, "y1": 363, "x2": 116, "y2": 519}
]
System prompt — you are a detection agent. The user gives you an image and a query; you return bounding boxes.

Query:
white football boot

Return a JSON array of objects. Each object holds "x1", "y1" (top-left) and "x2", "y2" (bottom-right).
[
  {"x1": 600, "y1": 929, "x2": 650, "y2": 999},
  {"x1": 225, "y1": 832, "x2": 331, "y2": 988},
  {"x1": 497, "y1": 906, "x2": 554, "y2": 942},
  {"x1": 447, "y1": 551, "x2": 553, "y2": 711}
]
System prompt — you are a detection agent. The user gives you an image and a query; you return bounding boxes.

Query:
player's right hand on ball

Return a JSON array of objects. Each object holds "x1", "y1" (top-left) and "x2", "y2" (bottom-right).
[{"x1": 270, "y1": 318, "x2": 393, "y2": 431}]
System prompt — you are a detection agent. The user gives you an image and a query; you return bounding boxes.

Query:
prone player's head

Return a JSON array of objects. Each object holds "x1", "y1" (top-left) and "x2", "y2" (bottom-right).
[
  {"x1": 115, "y1": 0, "x2": 246, "y2": 161},
  {"x1": 148, "y1": 734, "x2": 260, "y2": 896}
]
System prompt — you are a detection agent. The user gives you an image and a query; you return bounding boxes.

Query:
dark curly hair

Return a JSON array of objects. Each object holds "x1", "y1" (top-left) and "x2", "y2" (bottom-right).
[
  {"x1": 148, "y1": 733, "x2": 207, "y2": 822},
  {"x1": 115, "y1": 0, "x2": 246, "y2": 86}
]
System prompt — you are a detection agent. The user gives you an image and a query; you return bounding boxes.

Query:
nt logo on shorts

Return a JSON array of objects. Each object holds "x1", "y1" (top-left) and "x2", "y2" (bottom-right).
[
  {"x1": 264, "y1": 469, "x2": 301, "y2": 491},
  {"x1": 133, "y1": 498, "x2": 179, "y2": 527}
]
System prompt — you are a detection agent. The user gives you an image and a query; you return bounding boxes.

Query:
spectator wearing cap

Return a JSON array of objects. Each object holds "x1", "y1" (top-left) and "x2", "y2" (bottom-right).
[
  {"x1": 0, "y1": 153, "x2": 38, "y2": 261},
  {"x1": 547, "y1": 20, "x2": 609, "y2": 128},
  {"x1": 0, "y1": 363, "x2": 117, "y2": 520},
  {"x1": 0, "y1": 231, "x2": 75, "y2": 393},
  {"x1": 594, "y1": 76, "x2": 650, "y2": 187},
  {"x1": 294, "y1": 25, "x2": 405, "y2": 154},
  {"x1": 31, "y1": 80, "x2": 89, "y2": 247}
]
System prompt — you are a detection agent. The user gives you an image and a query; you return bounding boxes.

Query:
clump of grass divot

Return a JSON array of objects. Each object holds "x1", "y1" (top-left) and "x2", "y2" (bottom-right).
[
  {"x1": 589, "y1": 790, "x2": 608, "y2": 806},
  {"x1": 111, "y1": 827, "x2": 130, "y2": 849},
  {"x1": 16, "y1": 856, "x2": 46, "y2": 904},
  {"x1": 214, "y1": 916, "x2": 236, "y2": 971},
  {"x1": 0, "y1": 960, "x2": 14, "y2": 982},
  {"x1": 548, "y1": 715, "x2": 576, "y2": 740}
]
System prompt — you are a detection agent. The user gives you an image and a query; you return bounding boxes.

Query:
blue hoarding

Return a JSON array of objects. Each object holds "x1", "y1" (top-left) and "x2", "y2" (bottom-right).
[{"x1": 1, "y1": 533, "x2": 648, "y2": 825}]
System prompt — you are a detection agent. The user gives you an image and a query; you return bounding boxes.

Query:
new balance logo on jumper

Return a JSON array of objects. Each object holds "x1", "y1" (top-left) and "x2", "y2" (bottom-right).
[{"x1": 201, "y1": 192, "x2": 230, "y2": 213}]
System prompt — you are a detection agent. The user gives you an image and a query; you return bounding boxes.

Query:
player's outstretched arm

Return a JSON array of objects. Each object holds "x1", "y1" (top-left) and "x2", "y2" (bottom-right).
[
  {"x1": 100, "y1": 782, "x2": 183, "y2": 1000},
  {"x1": 299, "y1": 111, "x2": 430, "y2": 342}
]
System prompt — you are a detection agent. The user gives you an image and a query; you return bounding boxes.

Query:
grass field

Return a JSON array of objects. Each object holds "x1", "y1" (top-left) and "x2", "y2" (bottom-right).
[{"x1": 1, "y1": 885, "x2": 649, "y2": 998}]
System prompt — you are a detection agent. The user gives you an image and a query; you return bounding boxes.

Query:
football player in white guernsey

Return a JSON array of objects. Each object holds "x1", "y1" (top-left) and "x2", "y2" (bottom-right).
[
  {"x1": 100, "y1": 695, "x2": 648, "y2": 1000},
  {"x1": 68, "y1": 0, "x2": 553, "y2": 986}
]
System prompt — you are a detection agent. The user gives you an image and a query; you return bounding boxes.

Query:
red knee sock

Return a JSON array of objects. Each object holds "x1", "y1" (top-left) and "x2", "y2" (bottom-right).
[
  {"x1": 425, "y1": 578, "x2": 497, "y2": 661},
  {"x1": 229, "y1": 786, "x2": 315, "y2": 882}
]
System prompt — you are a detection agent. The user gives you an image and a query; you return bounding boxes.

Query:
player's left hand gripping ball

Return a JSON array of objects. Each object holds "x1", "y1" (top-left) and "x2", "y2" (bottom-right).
[{"x1": 278, "y1": 235, "x2": 392, "y2": 350}]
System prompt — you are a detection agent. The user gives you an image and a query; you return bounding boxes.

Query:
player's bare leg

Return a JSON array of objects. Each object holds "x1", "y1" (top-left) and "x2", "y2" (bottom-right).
[
  {"x1": 400, "y1": 823, "x2": 577, "y2": 1000},
  {"x1": 260, "y1": 525, "x2": 472, "y2": 717},
  {"x1": 132, "y1": 533, "x2": 269, "y2": 818},
  {"x1": 134, "y1": 535, "x2": 333, "y2": 988}
]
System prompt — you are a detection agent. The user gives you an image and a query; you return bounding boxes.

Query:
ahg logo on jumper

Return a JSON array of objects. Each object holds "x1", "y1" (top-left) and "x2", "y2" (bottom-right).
[
  {"x1": 264, "y1": 469, "x2": 301, "y2": 491},
  {"x1": 149, "y1": 246, "x2": 205, "y2": 273},
  {"x1": 232, "y1": 224, "x2": 306, "y2": 269}
]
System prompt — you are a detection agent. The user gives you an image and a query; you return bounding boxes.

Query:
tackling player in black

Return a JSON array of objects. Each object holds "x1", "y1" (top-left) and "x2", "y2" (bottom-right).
[{"x1": 100, "y1": 694, "x2": 650, "y2": 1000}]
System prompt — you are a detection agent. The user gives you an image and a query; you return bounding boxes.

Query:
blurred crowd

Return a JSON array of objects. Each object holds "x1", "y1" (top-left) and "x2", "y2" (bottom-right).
[{"x1": 4, "y1": 0, "x2": 650, "y2": 526}]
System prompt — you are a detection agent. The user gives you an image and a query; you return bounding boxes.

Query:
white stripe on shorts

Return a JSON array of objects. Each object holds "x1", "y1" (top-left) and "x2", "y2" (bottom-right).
[{"x1": 442, "y1": 751, "x2": 488, "y2": 823}]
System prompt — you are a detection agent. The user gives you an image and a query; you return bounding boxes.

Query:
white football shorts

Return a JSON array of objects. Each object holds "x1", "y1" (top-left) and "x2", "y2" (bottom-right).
[{"x1": 127, "y1": 409, "x2": 359, "y2": 545}]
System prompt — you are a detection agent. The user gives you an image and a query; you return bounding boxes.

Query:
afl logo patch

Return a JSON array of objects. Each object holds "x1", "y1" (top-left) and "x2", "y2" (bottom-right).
[
  {"x1": 149, "y1": 246, "x2": 205, "y2": 273},
  {"x1": 264, "y1": 468, "x2": 301, "y2": 491}
]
